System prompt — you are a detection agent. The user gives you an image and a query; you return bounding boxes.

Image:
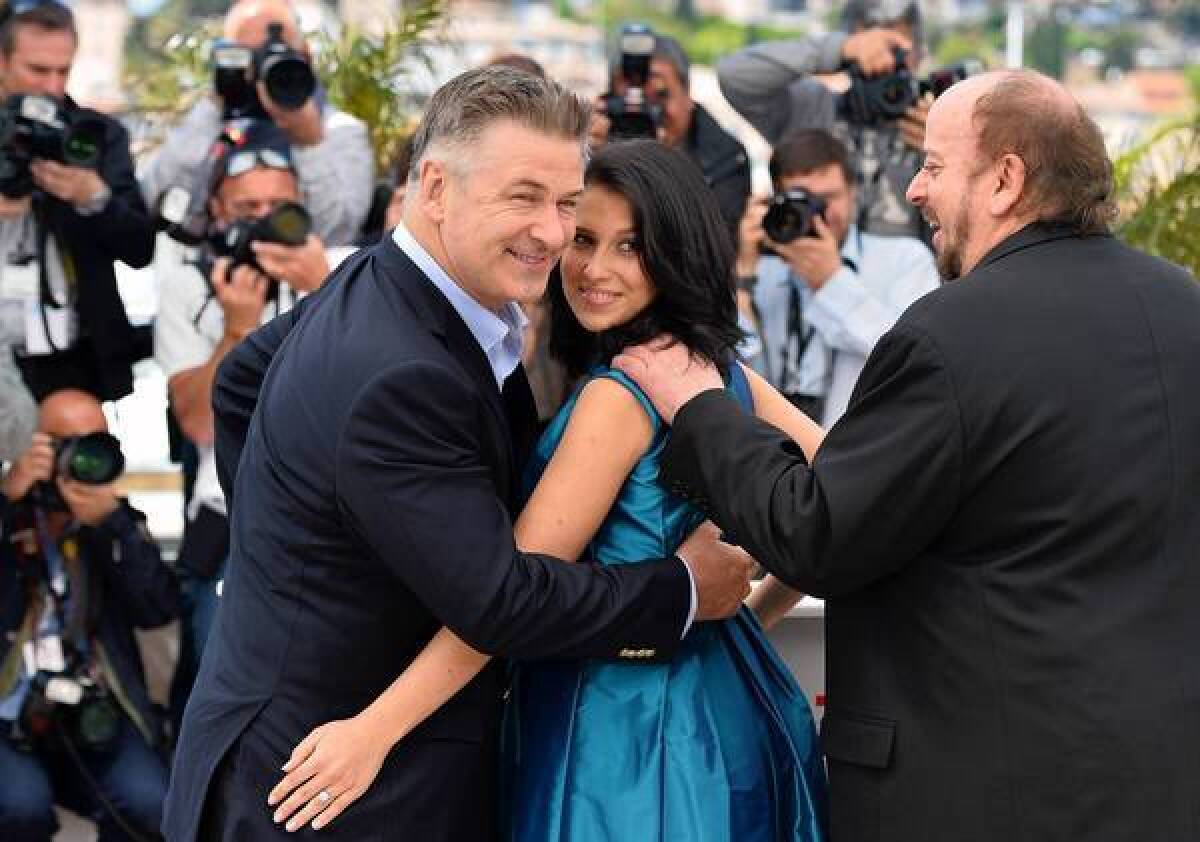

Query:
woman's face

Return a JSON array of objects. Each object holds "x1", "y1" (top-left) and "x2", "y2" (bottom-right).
[{"x1": 560, "y1": 185, "x2": 657, "y2": 333}]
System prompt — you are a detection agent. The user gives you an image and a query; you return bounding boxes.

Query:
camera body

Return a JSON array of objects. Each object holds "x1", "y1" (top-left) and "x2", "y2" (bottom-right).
[
  {"x1": 212, "y1": 22, "x2": 316, "y2": 120},
  {"x1": 17, "y1": 669, "x2": 122, "y2": 754},
  {"x1": 602, "y1": 23, "x2": 662, "y2": 140},
  {"x1": 838, "y1": 48, "x2": 977, "y2": 127},
  {"x1": 31, "y1": 432, "x2": 126, "y2": 512},
  {"x1": 194, "y1": 200, "x2": 312, "y2": 294},
  {"x1": 0, "y1": 94, "x2": 106, "y2": 199},
  {"x1": 762, "y1": 188, "x2": 828, "y2": 245}
]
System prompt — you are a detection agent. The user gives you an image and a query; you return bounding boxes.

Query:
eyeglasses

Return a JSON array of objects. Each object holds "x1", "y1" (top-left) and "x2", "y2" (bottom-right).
[{"x1": 221, "y1": 148, "x2": 293, "y2": 179}]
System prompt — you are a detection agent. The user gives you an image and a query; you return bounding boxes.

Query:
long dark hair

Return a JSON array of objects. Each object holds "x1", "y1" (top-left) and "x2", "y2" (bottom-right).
[{"x1": 547, "y1": 140, "x2": 742, "y2": 377}]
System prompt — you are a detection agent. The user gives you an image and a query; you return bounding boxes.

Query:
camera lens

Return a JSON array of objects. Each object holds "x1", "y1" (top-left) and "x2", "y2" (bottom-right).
[
  {"x1": 262, "y1": 56, "x2": 316, "y2": 110},
  {"x1": 63, "y1": 119, "x2": 104, "y2": 168},
  {"x1": 264, "y1": 202, "x2": 311, "y2": 245},
  {"x1": 58, "y1": 432, "x2": 125, "y2": 485}
]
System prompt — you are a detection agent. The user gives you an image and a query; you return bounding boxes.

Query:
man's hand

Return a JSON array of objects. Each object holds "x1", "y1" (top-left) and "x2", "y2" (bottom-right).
[
  {"x1": 211, "y1": 258, "x2": 269, "y2": 340},
  {"x1": 251, "y1": 234, "x2": 329, "y2": 293},
  {"x1": 898, "y1": 93, "x2": 933, "y2": 151},
  {"x1": 58, "y1": 478, "x2": 119, "y2": 527},
  {"x1": 770, "y1": 215, "x2": 843, "y2": 291},
  {"x1": 30, "y1": 160, "x2": 107, "y2": 208},
  {"x1": 258, "y1": 80, "x2": 323, "y2": 146},
  {"x1": 841, "y1": 28, "x2": 911, "y2": 75},
  {"x1": 0, "y1": 194, "x2": 31, "y2": 220},
  {"x1": 613, "y1": 337, "x2": 723, "y2": 424},
  {"x1": 3, "y1": 432, "x2": 55, "y2": 502},
  {"x1": 678, "y1": 522, "x2": 755, "y2": 621},
  {"x1": 736, "y1": 197, "x2": 769, "y2": 277}
]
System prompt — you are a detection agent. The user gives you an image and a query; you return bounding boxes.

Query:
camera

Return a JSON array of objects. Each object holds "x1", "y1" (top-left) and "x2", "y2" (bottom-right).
[
  {"x1": 218, "y1": 200, "x2": 311, "y2": 273},
  {"x1": 31, "y1": 432, "x2": 126, "y2": 512},
  {"x1": 601, "y1": 23, "x2": 662, "y2": 141},
  {"x1": 762, "y1": 188, "x2": 828, "y2": 245},
  {"x1": 838, "y1": 48, "x2": 978, "y2": 127},
  {"x1": 193, "y1": 200, "x2": 312, "y2": 292},
  {"x1": 0, "y1": 94, "x2": 106, "y2": 199},
  {"x1": 17, "y1": 670, "x2": 122, "y2": 754},
  {"x1": 213, "y1": 22, "x2": 316, "y2": 120}
]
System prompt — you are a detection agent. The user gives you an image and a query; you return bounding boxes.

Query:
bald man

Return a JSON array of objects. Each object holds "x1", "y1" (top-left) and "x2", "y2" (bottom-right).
[
  {"x1": 139, "y1": 0, "x2": 373, "y2": 246},
  {"x1": 0, "y1": 390, "x2": 179, "y2": 841},
  {"x1": 617, "y1": 70, "x2": 1200, "y2": 841}
]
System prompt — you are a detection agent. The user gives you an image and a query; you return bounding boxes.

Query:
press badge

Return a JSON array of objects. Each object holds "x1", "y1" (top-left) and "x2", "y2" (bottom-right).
[
  {"x1": 0, "y1": 260, "x2": 38, "y2": 302},
  {"x1": 34, "y1": 634, "x2": 66, "y2": 673}
]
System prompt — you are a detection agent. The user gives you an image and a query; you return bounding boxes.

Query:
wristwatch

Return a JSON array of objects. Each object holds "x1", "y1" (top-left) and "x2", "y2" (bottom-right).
[{"x1": 75, "y1": 183, "x2": 112, "y2": 216}]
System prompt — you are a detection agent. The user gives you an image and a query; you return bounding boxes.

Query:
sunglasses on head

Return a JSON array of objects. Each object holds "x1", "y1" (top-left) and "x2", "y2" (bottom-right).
[
  {"x1": 222, "y1": 148, "x2": 292, "y2": 179},
  {"x1": 3, "y1": 0, "x2": 70, "y2": 19}
]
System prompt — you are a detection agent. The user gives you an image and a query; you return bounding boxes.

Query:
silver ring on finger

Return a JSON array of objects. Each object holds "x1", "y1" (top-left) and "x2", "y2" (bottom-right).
[{"x1": 316, "y1": 789, "x2": 333, "y2": 807}]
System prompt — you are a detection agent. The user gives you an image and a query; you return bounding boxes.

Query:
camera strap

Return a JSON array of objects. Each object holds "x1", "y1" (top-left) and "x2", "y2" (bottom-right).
[
  {"x1": 32, "y1": 508, "x2": 92, "y2": 666},
  {"x1": 29, "y1": 198, "x2": 79, "y2": 355}
]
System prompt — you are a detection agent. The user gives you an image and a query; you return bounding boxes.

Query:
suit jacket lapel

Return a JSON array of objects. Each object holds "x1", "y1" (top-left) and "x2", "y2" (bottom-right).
[{"x1": 375, "y1": 237, "x2": 517, "y2": 497}]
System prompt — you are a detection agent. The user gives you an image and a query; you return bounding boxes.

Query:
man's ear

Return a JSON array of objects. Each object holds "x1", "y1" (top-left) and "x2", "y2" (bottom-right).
[
  {"x1": 989, "y1": 152, "x2": 1027, "y2": 218},
  {"x1": 418, "y1": 158, "x2": 450, "y2": 224}
]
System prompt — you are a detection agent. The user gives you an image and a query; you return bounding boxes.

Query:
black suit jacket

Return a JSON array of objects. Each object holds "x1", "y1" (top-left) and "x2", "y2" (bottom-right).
[
  {"x1": 26, "y1": 104, "x2": 156, "y2": 401},
  {"x1": 662, "y1": 224, "x2": 1200, "y2": 842},
  {"x1": 163, "y1": 236, "x2": 690, "y2": 842}
]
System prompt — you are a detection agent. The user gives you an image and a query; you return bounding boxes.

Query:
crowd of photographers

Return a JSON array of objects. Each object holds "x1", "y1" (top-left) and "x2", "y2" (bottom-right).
[{"x1": 0, "y1": 0, "x2": 966, "y2": 836}]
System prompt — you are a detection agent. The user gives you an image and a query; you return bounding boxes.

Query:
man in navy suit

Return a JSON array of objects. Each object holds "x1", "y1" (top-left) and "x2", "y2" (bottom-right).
[{"x1": 162, "y1": 66, "x2": 756, "y2": 842}]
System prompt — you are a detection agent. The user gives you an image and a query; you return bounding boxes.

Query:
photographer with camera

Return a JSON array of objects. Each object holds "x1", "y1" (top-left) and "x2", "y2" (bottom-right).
[
  {"x1": 139, "y1": 0, "x2": 373, "y2": 248},
  {"x1": 0, "y1": 0, "x2": 156, "y2": 404},
  {"x1": 718, "y1": 0, "x2": 937, "y2": 240},
  {"x1": 0, "y1": 388, "x2": 178, "y2": 841},
  {"x1": 737, "y1": 129, "x2": 937, "y2": 426},
  {"x1": 153, "y1": 119, "x2": 344, "y2": 728},
  {"x1": 592, "y1": 25, "x2": 750, "y2": 238}
]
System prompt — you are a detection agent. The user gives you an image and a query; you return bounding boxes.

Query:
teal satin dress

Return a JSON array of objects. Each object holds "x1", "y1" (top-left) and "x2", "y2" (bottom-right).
[{"x1": 502, "y1": 365, "x2": 828, "y2": 842}]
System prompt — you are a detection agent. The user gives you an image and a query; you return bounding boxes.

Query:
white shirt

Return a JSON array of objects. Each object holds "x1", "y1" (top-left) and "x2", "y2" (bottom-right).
[{"x1": 753, "y1": 227, "x2": 940, "y2": 426}]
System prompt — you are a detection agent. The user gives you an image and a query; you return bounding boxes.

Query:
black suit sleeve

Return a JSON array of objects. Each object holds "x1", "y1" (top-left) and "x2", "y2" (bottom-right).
[
  {"x1": 212, "y1": 295, "x2": 315, "y2": 504},
  {"x1": 662, "y1": 324, "x2": 964, "y2": 597},
  {"x1": 335, "y1": 359, "x2": 691, "y2": 660}
]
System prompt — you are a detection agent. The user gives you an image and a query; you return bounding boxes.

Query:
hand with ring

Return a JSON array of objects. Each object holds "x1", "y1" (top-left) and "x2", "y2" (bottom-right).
[{"x1": 267, "y1": 715, "x2": 393, "y2": 831}]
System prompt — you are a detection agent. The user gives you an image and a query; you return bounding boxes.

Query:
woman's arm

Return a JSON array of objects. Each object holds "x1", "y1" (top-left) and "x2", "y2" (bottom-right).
[
  {"x1": 267, "y1": 377, "x2": 654, "y2": 831},
  {"x1": 739, "y1": 363, "x2": 826, "y2": 629}
]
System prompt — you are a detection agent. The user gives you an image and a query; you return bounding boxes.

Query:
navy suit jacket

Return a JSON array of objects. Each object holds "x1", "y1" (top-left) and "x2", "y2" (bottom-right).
[{"x1": 163, "y1": 235, "x2": 691, "y2": 841}]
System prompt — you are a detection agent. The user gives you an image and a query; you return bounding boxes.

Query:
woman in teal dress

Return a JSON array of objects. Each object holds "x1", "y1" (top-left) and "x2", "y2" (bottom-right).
[{"x1": 269, "y1": 140, "x2": 828, "y2": 840}]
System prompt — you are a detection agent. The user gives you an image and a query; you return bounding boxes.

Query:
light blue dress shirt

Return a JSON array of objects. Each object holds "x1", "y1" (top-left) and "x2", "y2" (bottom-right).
[
  {"x1": 392, "y1": 223, "x2": 527, "y2": 390},
  {"x1": 750, "y1": 226, "x2": 939, "y2": 426}
]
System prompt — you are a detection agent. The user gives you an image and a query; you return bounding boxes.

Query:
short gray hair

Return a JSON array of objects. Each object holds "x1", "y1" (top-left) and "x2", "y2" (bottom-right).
[{"x1": 408, "y1": 65, "x2": 590, "y2": 184}]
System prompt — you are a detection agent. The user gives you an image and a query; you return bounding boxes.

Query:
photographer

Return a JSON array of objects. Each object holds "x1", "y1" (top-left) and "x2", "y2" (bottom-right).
[
  {"x1": 0, "y1": 389, "x2": 178, "y2": 841},
  {"x1": 139, "y1": 0, "x2": 373, "y2": 247},
  {"x1": 153, "y1": 120, "x2": 344, "y2": 727},
  {"x1": 717, "y1": 0, "x2": 931, "y2": 239},
  {"x1": 0, "y1": 0, "x2": 156, "y2": 403},
  {"x1": 592, "y1": 28, "x2": 750, "y2": 238},
  {"x1": 738, "y1": 129, "x2": 937, "y2": 426}
]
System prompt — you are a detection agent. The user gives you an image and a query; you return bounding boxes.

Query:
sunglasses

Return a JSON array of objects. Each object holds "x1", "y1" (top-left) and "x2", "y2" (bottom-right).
[{"x1": 221, "y1": 148, "x2": 293, "y2": 179}]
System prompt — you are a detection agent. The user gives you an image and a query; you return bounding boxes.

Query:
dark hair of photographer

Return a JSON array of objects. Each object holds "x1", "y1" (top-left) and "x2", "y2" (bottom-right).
[
  {"x1": 769, "y1": 129, "x2": 856, "y2": 191},
  {"x1": 0, "y1": 0, "x2": 156, "y2": 404},
  {"x1": 547, "y1": 139, "x2": 742, "y2": 378}
]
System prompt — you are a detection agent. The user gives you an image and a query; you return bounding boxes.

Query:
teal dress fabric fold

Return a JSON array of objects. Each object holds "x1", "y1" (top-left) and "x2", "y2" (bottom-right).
[{"x1": 502, "y1": 364, "x2": 828, "y2": 842}]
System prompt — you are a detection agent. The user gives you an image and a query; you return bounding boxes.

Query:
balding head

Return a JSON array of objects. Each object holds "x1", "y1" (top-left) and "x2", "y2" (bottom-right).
[
  {"x1": 910, "y1": 69, "x2": 1113, "y2": 280},
  {"x1": 969, "y1": 70, "x2": 1113, "y2": 234},
  {"x1": 38, "y1": 389, "x2": 108, "y2": 439},
  {"x1": 224, "y1": 0, "x2": 304, "y2": 50}
]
